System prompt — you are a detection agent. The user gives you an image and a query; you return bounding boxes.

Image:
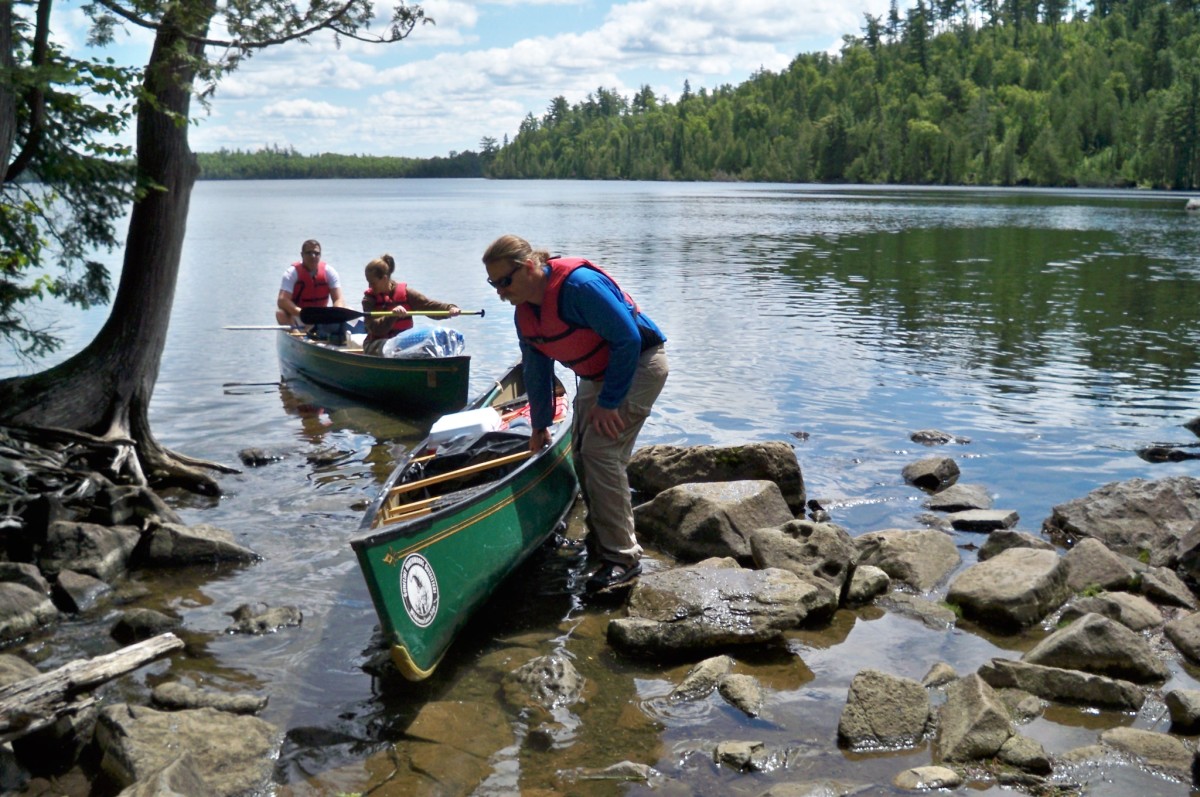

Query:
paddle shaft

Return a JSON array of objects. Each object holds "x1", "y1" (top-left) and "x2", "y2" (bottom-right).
[{"x1": 299, "y1": 306, "x2": 483, "y2": 325}]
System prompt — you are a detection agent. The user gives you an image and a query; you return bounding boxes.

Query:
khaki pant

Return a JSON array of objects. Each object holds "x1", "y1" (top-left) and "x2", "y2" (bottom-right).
[{"x1": 572, "y1": 345, "x2": 668, "y2": 567}]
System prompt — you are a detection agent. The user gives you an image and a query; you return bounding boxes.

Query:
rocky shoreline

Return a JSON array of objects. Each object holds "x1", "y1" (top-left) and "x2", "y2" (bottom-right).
[{"x1": 5, "y1": 424, "x2": 1200, "y2": 794}]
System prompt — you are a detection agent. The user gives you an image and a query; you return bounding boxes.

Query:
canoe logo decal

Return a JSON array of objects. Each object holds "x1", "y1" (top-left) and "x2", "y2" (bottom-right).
[{"x1": 400, "y1": 554, "x2": 439, "y2": 628}]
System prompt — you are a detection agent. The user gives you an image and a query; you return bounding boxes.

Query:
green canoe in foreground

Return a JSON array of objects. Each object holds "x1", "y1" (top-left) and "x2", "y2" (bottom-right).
[
  {"x1": 276, "y1": 329, "x2": 470, "y2": 415},
  {"x1": 351, "y1": 363, "x2": 578, "y2": 680}
]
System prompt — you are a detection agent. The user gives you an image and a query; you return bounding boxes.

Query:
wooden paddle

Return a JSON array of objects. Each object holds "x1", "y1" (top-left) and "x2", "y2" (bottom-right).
[{"x1": 299, "y1": 306, "x2": 484, "y2": 325}]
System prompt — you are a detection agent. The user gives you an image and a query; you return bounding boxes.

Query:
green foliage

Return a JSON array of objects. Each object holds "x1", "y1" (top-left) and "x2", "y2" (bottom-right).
[
  {"x1": 195, "y1": 146, "x2": 483, "y2": 179},
  {"x1": 1079, "y1": 582, "x2": 1105, "y2": 597},
  {"x1": 487, "y1": 0, "x2": 1200, "y2": 189}
]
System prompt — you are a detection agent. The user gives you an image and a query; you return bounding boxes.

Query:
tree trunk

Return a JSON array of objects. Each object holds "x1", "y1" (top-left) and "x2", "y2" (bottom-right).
[
  {"x1": 0, "y1": 0, "x2": 232, "y2": 494},
  {"x1": 0, "y1": 0, "x2": 15, "y2": 171}
]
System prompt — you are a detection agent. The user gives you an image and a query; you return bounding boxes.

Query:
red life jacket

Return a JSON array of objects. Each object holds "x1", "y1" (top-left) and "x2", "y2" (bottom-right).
[
  {"x1": 515, "y1": 258, "x2": 638, "y2": 380},
  {"x1": 291, "y1": 262, "x2": 331, "y2": 308},
  {"x1": 363, "y1": 282, "x2": 412, "y2": 341}
]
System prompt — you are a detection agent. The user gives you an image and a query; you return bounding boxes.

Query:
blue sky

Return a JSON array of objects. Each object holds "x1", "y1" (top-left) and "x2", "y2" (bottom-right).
[{"x1": 56, "y1": 0, "x2": 903, "y2": 159}]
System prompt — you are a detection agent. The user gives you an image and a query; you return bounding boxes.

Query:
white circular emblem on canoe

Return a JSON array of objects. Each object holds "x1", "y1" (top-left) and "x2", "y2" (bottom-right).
[{"x1": 400, "y1": 553, "x2": 439, "y2": 628}]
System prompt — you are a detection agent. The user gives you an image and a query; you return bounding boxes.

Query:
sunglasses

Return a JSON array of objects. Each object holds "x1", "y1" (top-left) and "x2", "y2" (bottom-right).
[
  {"x1": 487, "y1": 264, "x2": 520, "y2": 289},
  {"x1": 302, "y1": 250, "x2": 321, "y2": 257}
]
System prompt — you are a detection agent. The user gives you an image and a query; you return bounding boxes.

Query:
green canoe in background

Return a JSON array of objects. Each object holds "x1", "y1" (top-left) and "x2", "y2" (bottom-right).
[
  {"x1": 276, "y1": 329, "x2": 470, "y2": 415},
  {"x1": 351, "y1": 362, "x2": 578, "y2": 680}
]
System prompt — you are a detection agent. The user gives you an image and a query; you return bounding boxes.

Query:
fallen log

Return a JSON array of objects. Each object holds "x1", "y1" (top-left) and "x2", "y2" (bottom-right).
[{"x1": 0, "y1": 632, "x2": 183, "y2": 743}]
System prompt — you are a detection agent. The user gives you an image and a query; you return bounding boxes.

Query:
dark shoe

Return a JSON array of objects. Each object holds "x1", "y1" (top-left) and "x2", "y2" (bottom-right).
[{"x1": 585, "y1": 561, "x2": 641, "y2": 593}]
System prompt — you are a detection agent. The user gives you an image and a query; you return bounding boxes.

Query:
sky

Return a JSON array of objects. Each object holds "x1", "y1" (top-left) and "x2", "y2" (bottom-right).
[{"x1": 54, "y1": 0, "x2": 904, "y2": 160}]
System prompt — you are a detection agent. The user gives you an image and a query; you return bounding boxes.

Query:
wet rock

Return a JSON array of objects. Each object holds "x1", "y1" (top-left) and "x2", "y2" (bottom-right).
[
  {"x1": 1140, "y1": 565, "x2": 1197, "y2": 609},
  {"x1": 111, "y1": 608, "x2": 181, "y2": 644},
  {"x1": 628, "y1": 442, "x2": 806, "y2": 515},
  {"x1": 977, "y1": 529, "x2": 1055, "y2": 561},
  {"x1": 922, "y1": 662, "x2": 958, "y2": 688},
  {"x1": 893, "y1": 765, "x2": 963, "y2": 790},
  {"x1": 1059, "y1": 592, "x2": 1162, "y2": 632},
  {"x1": 718, "y1": 673, "x2": 764, "y2": 718},
  {"x1": 1164, "y1": 688, "x2": 1200, "y2": 733},
  {"x1": 306, "y1": 447, "x2": 351, "y2": 466},
  {"x1": 935, "y1": 674, "x2": 1013, "y2": 763},
  {"x1": 93, "y1": 484, "x2": 183, "y2": 528},
  {"x1": 855, "y1": 529, "x2": 960, "y2": 591},
  {"x1": 1062, "y1": 538, "x2": 1139, "y2": 592},
  {"x1": 901, "y1": 456, "x2": 959, "y2": 492},
  {"x1": 608, "y1": 558, "x2": 821, "y2": 654},
  {"x1": 38, "y1": 521, "x2": 140, "y2": 581},
  {"x1": 946, "y1": 547, "x2": 1069, "y2": 630},
  {"x1": 140, "y1": 521, "x2": 259, "y2": 566},
  {"x1": 947, "y1": 509, "x2": 1018, "y2": 532},
  {"x1": 878, "y1": 593, "x2": 957, "y2": 630},
  {"x1": 837, "y1": 668, "x2": 930, "y2": 749},
  {"x1": 1099, "y1": 726, "x2": 1193, "y2": 780},
  {"x1": 502, "y1": 652, "x2": 584, "y2": 710},
  {"x1": 0, "y1": 582, "x2": 58, "y2": 641},
  {"x1": 633, "y1": 480, "x2": 795, "y2": 564},
  {"x1": 1042, "y1": 476, "x2": 1200, "y2": 567},
  {"x1": 1024, "y1": 613, "x2": 1169, "y2": 683},
  {"x1": 151, "y1": 682, "x2": 268, "y2": 715},
  {"x1": 94, "y1": 704, "x2": 278, "y2": 796},
  {"x1": 756, "y1": 781, "x2": 861, "y2": 797},
  {"x1": 670, "y1": 655, "x2": 734, "y2": 701},
  {"x1": 714, "y1": 739, "x2": 767, "y2": 771},
  {"x1": 845, "y1": 564, "x2": 889, "y2": 605},
  {"x1": 910, "y1": 429, "x2": 970, "y2": 446},
  {"x1": 0, "y1": 563, "x2": 51, "y2": 596},
  {"x1": 749, "y1": 518, "x2": 857, "y2": 614},
  {"x1": 237, "y1": 448, "x2": 281, "y2": 467},
  {"x1": 997, "y1": 733, "x2": 1051, "y2": 774},
  {"x1": 53, "y1": 569, "x2": 112, "y2": 614},
  {"x1": 571, "y1": 760, "x2": 658, "y2": 782},
  {"x1": 1164, "y1": 611, "x2": 1200, "y2": 664},
  {"x1": 224, "y1": 603, "x2": 302, "y2": 634},
  {"x1": 0, "y1": 653, "x2": 40, "y2": 687},
  {"x1": 976, "y1": 658, "x2": 1145, "y2": 710},
  {"x1": 112, "y1": 754, "x2": 208, "y2": 797},
  {"x1": 399, "y1": 701, "x2": 514, "y2": 795},
  {"x1": 924, "y1": 482, "x2": 991, "y2": 512}
]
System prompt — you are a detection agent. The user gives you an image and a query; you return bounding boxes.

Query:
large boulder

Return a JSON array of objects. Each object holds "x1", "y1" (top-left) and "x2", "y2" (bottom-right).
[
  {"x1": 855, "y1": 529, "x2": 960, "y2": 592},
  {"x1": 946, "y1": 547, "x2": 1070, "y2": 631},
  {"x1": 1024, "y1": 613, "x2": 1169, "y2": 684},
  {"x1": 748, "y1": 518, "x2": 858, "y2": 612},
  {"x1": 1042, "y1": 476, "x2": 1200, "y2": 568},
  {"x1": 37, "y1": 521, "x2": 141, "y2": 582},
  {"x1": 935, "y1": 674, "x2": 1013, "y2": 763},
  {"x1": 837, "y1": 669, "x2": 930, "y2": 749},
  {"x1": 627, "y1": 443, "x2": 805, "y2": 515},
  {"x1": 633, "y1": 481, "x2": 794, "y2": 564},
  {"x1": 607, "y1": 558, "x2": 822, "y2": 654},
  {"x1": 0, "y1": 582, "x2": 58, "y2": 642},
  {"x1": 137, "y1": 522, "x2": 259, "y2": 566}
]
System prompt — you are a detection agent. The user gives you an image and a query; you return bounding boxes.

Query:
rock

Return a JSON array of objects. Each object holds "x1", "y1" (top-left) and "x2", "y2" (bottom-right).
[
  {"x1": 718, "y1": 673, "x2": 765, "y2": 717},
  {"x1": 1164, "y1": 688, "x2": 1200, "y2": 733},
  {"x1": 901, "y1": 457, "x2": 960, "y2": 492},
  {"x1": 997, "y1": 733, "x2": 1051, "y2": 774},
  {"x1": 627, "y1": 442, "x2": 806, "y2": 515},
  {"x1": 1099, "y1": 727, "x2": 1193, "y2": 780},
  {"x1": 0, "y1": 582, "x2": 58, "y2": 641},
  {"x1": 607, "y1": 559, "x2": 821, "y2": 654},
  {"x1": 670, "y1": 655, "x2": 735, "y2": 701},
  {"x1": 140, "y1": 522, "x2": 260, "y2": 566},
  {"x1": 845, "y1": 565, "x2": 889, "y2": 605},
  {"x1": 53, "y1": 569, "x2": 112, "y2": 613},
  {"x1": 237, "y1": 448, "x2": 281, "y2": 466},
  {"x1": 893, "y1": 765, "x2": 963, "y2": 790},
  {"x1": 1164, "y1": 611, "x2": 1200, "y2": 664},
  {"x1": 0, "y1": 652, "x2": 40, "y2": 687},
  {"x1": 501, "y1": 652, "x2": 584, "y2": 710},
  {"x1": 224, "y1": 603, "x2": 301, "y2": 634},
  {"x1": 633, "y1": 480, "x2": 795, "y2": 564},
  {"x1": 748, "y1": 518, "x2": 857, "y2": 612},
  {"x1": 92, "y1": 484, "x2": 184, "y2": 528},
  {"x1": 1059, "y1": 592, "x2": 1162, "y2": 632},
  {"x1": 976, "y1": 658, "x2": 1145, "y2": 711},
  {"x1": 910, "y1": 429, "x2": 970, "y2": 446},
  {"x1": 837, "y1": 668, "x2": 930, "y2": 749},
  {"x1": 111, "y1": 608, "x2": 181, "y2": 644},
  {"x1": 1024, "y1": 613, "x2": 1169, "y2": 683},
  {"x1": 935, "y1": 674, "x2": 1013, "y2": 763},
  {"x1": 1139, "y1": 565, "x2": 1197, "y2": 609},
  {"x1": 0, "y1": 563, "x2": 51, "y2": 596},
  {"x1": 855, "y1": 529, "x2": 960, "y2": 592},
  {"x1": 946, "y1": 547, "x2": 1069, "y2": 630},
  {"x1": 1042, "y1": 476, "x2": 1200, "y2": 567},
  {"x1": 947, "y1": 509, "x2": 1018, "y2": 532},
  {"x1": 1062, "y1": 538, "x2": 1138, "y2": 592},
  {"x1": 878, "y1": 593, "x2": 957, "y2": 630},
  {"x1": 977, "y1": 529, "x2": 1055, "y2": 561},
  {"x1": 151, "y1": 682, "x2": 268, "y2": 715},
  {"x1": 112, "y1": 754, "x2": 209, "y2": 797},
  {"x1": 924, "y1": 483, "x2": 991, "y2": 511},
  {"x1": 94, "y1": 704, "x2": 278, "y2": 796},
  {"x1": 922, "y1": 662, "x2": 958, "y2": 688},
  {"x1": 714, "y1": 740, "x2": 767, "y2": 771},
  {"x1": 38, "y1": 520, "x2": 140, "y2": 581}
]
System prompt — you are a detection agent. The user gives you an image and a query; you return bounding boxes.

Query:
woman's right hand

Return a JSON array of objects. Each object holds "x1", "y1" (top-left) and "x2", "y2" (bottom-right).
[{"x1": 529, "y1": 428, "x2": 551, "y2": 452}]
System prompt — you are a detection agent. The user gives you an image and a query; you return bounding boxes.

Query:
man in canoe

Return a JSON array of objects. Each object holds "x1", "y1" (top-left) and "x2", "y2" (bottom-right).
[
  {"x1": 482, "y1": 234, "x2": 668, "y2": 593},
  {"x1": 275, "y1": 239, "x2": 350, "y2": 343},
  {"x1": 362, "y1": 255, "x2": 462, "y2": 355}
]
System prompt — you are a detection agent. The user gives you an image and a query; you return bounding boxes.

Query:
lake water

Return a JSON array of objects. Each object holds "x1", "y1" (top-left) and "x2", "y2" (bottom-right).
[{"x1": 6, "y1": 179, "x2": 1200, "y2": 795}]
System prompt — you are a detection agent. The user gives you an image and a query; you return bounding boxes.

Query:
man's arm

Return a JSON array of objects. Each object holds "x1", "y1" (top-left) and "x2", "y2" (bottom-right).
[{"x1": 277, "y1": 289, "x2": 301, "y2": 323}]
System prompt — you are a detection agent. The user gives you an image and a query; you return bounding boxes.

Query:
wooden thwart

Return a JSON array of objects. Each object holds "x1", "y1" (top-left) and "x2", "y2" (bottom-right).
[{"x1": 385, "y1": 450, "x2": 533, "y2": 499}]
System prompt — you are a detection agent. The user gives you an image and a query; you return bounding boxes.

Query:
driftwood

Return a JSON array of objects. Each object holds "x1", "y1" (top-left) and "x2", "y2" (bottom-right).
[{"x1": 0, "y1": 632, "x2": 183, "y2": 743}]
